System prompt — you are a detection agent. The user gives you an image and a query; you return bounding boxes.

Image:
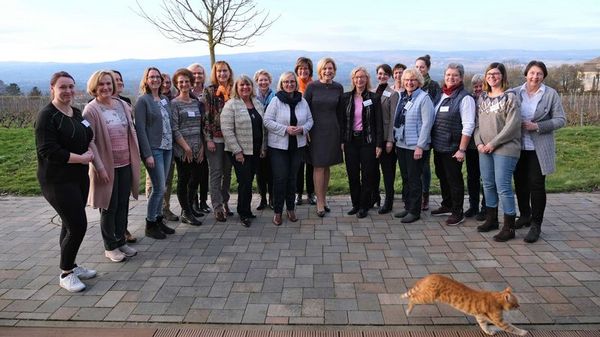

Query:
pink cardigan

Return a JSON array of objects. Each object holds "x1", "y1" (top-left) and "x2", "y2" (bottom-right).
[{"x1": 83, "y1": 98, "x2": 141, "y2": 209}]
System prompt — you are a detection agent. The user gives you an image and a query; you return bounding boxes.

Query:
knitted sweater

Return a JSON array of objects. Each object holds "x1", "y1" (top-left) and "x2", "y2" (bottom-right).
[{"x1": 474, "y1": 91, "x2": 521, "y2": 158}]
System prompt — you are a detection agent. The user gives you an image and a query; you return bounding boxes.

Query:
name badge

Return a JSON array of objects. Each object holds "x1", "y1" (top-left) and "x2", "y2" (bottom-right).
[
  {"x1": 490, "y1": 104, "x2": 500, "y2": 113},
  {"x1": 440, "y1": 106, "x2": 449, "y2": 112},
  {"x1": 81, "y1": 120, "x2": 91, "y2": 127},
  {"x1": 363, "y1": 99, "x2": 373, "y2": 107},
  {"x1": 382, "y1": 91, "x2": 391, "y2": 98},
  {"x1": 404, "y1": 101, "x2": 413, "y2": 110},
  {"x1": 160, "y1": 99, "x2": 168, "y2": 106},
  {"x1": 187, "y1": 110, "x2": 195, "y2": 117}
]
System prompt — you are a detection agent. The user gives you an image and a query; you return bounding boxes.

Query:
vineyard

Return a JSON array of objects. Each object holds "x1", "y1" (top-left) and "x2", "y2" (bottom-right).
[{"x1": 1, "y1": 93, "x2": 600, "y2": 128}]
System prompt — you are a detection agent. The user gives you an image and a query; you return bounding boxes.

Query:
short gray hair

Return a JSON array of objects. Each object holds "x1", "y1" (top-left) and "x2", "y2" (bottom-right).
[{"x1": 446, "y1": 63, "x2": 464, "y2": 78}]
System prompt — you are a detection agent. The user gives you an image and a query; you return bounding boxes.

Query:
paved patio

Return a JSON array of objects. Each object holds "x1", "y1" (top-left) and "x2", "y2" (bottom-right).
[{"x1": 0, "y1": 193, "x2": 599, "y2": 333}]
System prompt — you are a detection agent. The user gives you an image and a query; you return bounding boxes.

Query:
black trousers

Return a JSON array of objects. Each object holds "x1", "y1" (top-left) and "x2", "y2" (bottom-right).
[
  {"x1": 269, "y1": 147, "x2": 303, "y2": 213},
  {"x1": 100, "y1": 165, "x2": 132, "y2": 250},
  {"x1": 256, "y1": 154, "x2": 273, "y2": 200},
  {"x1": 465, "y1": 148, "x2": 485, "y2": 209},
  {"x1": 378, "y1": 149, "x2": 397, "y2": 201},
  {"x1": 344, "y1": 137, "x2": 378, "y2": 210},
  {"x1": 514, "y1": 150, "x2": 546, "y2": 224},
  {"x1": 175, "y1": 157, "x2": 202, "y2": 213},
  {"x1": 433, "y1": 151, "x2": 465, "y2": 215},
  {"x1": 198, "y1": 154, "x2": 209, "y2": 203},
  {"x1": 41, "y1": 178, "x2": 89, "y2": 271},
  {"x1": 396, "y1": 147, "x2": 429, "y2": 215},
  {"x1": 296, "y1": 161, "x2": 314, "y2": 196},
  {"x1": 230, "y1": 153, "x2": 258, "y2": 218}
]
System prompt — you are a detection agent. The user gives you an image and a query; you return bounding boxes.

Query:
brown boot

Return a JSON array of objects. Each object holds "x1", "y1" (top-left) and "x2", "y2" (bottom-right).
[
  {"x1": 477, "y1": 207, "x2": 499, "y2": 232},
  {"x1": 493, "y1": 214, "x2": 516, "y2": 242}
]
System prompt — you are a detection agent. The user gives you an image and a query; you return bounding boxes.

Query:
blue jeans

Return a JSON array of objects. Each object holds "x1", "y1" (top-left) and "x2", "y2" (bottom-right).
[
  {"x1": 479, "y1": 152, "x2": 518, "y2": 215},
  {"x1": 146, "y1": 149, "x2": 172, "y2": 221}
]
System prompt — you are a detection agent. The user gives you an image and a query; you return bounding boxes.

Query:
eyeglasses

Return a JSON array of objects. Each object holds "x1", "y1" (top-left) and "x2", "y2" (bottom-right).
[
  {"x1": 404, "y1": 78, "x2": 419, "y2": 82},
  {"x1": 148, "y1": 76, "x2": 161, "y2": 79},
  {"x1": 283, "y1": 80, "x2": 296, "y2": 84},
  {"x1": 486, "y1": 72, "x2": 502, "y2": 77}
]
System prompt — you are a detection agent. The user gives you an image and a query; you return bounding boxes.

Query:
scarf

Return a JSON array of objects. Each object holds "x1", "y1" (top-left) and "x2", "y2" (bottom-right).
[
  {"x1": 276, "y1": 90, "x2": 302, "y2": 150},
  {"x1": 442, "y1": 83, "x2": 462, "y2": 96},
  {"x1": 298, "y1": 77, "x2": 312, "y2": 94},
  {"x1": 216, "y1": 84, "x2": 230, "y2": 102}
]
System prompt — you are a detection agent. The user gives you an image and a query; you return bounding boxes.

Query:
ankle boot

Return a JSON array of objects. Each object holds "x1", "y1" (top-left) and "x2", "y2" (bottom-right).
[
  {"x1": 514, "y1": 213, "x2": 531, "y2": 229},
  {"x1": 181, "y1": 210, "x2": 202, "y2": 226},
  {"x1": 145, "y1": 219, "x2": 166, "y2": 240},
  {"x1": 477, "y1": 207, "x2": 499, "y2": 232},
  {"x1": 421, "y1": 192, "x2": 429, "y2": 211},
  {"x1": 524, "y1": 221, "x2": 541, "y2": 243},
  {"x1": 191, "y1": 198, "x2": 201, "y2": 214},
  {"x1": 493, "y1": 214, "x2": 516, "y2": 242},
  {"x1": 378, "y1": 195, "x2": 393, "y2": 214},
  {"x1": 157, "y1": 215, "x2": 175, "y2": 234}
]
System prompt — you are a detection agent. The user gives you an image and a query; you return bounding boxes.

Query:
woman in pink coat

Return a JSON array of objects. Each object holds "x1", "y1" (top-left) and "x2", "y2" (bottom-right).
[{"x1": 83, "y1": 70, "x2": 141, "y2": 263}]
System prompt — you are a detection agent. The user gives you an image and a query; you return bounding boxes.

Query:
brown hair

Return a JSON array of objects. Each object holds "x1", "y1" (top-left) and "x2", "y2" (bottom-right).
[
  {"x1": 416, "y1": 54, "x2": 432, "y2": 69},
  {"x1": 172, "y1": 68, "x2": 194, "y2": 92},
  {"x1": 138, "y1": 67, "x2": 163, "y2": 95},
  {"x1": 483, "y1": 62, "x2": 509, "y2": 92},
  {"x1": 49, "y1": 71, "x2": 75, "y2": 99},
  {"x1": 524, "y1": 60, "x2": 548, "y2": 78},
  {"x1": 210, "y1": 61, "x2": 234, "y2": 87},
  {"x1": 294, "y1": 57, "x2": 313, "y2": 77}
]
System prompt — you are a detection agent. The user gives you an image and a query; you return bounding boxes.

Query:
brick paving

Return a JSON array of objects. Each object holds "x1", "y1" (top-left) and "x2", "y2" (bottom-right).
[{"x1": 0, "y1": 193, "x2": 599, "y2": 333}]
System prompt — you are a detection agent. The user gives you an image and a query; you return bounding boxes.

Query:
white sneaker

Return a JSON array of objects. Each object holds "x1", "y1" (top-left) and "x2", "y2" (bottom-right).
[
  {"x1": 59, "y1": 273, "x2": 85, "y2": 292},
  {"x1": 73, "y1": 266, "x2": 97, "y2": 280},
  {"x1": 104, "y1": 248, "x2": 126, "y2": 262},
  {"x1": 118, "y1": 244, "x2": 137, "y2": 257}
]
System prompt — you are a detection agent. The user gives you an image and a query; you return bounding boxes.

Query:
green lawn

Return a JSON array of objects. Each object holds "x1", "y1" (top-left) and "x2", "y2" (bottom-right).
[{"x1": 1, "y1": 126, "x2": 598, "y2": 196}]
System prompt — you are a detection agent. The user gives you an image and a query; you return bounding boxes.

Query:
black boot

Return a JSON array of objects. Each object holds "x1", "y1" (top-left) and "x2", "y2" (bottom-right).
[
  {"x1": 257, "y1": 197, "x2": 268, "y2": 210},
  {"x1": 181, "y1": 210, "x2": 202, "y2": 226},
  {"x1": 477, "y1": 207, "x2": 499, "y2": 232},
  {"x1": 145, "y1": 219, "x2": 166, "y2": 240},
  {"x1": 493, "y1": 214, "x2": 516, "y2": 242},
  {"x1": 157, "y1": 215, "x2": 175, "y2": 234},
  {"x1": 514, "y1": 213, "x2": 531, "y2": 229},
  {"x1": 378, "y1": 195, "x2": 393, "y2": 214},
  {"x1": 524, "y1": 221, "x2": 541, "y2": 243},
  {"x1": 191, "y1": 198, "x2": 201, "y2": 214}
]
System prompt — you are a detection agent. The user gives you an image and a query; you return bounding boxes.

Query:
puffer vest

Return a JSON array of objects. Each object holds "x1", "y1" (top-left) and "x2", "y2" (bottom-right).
[{"x1": 431, "y1": 86, "x2": 469, "y2": 153}]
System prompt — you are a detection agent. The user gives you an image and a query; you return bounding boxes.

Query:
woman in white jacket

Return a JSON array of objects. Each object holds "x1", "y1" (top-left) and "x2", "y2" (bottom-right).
[{"x1": 264, "y1": 72, "x2": 313, "y2": 226}]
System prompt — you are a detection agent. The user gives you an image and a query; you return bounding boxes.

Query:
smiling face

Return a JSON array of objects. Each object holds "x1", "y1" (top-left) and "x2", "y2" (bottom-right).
[
  {"x1": 190, "y1": 65, "x2": 205, "y2": 87},
  {"x1": 96, "y1": 74, "x2": 114, "y2": 99},
  {"x1": 161, "y1": 75, "x2": 172, "y2": 94},
  {"x1": 485, "y1": 68, "x2": 503, "y2": 89},
  {"x1": 393, "y1": 68, "x2": 404, "y2": 83},
  {"x1": 444, "y1": 68, "x2": 462, "y2": 88},
  {"x1": 176, "y1": 74, "x2": 192, "y2": 95},
  {"x1": 257, "y1": 74, "x2": 271, "y2": 92},
  {"x1": 282, "y1": 73, "x2": 297, "y2": 93},
  {"x1": 113, "y1": 73, "x2": 124, "y2": 95},
  {"x1": 296, "y1": 64, "x2": 311, "y2": 80},
  {"x1": 146, "y1": 69, "x2": 162, "y2": 93},
  {"x1": 353, "y1": 70, "x2": 368, "y2": 91},
  {"x1": 237, "y1": 80, "x2": 253, "y2": 100},
  {"x1": 51, "y1": 76, "x2": 76, "y2": 106},
  {"x1": 472, "y1": 81, "x2": 483, "y2": 97},
  {"x1": 403, "y1": 73, "x2": 420, "y2": 94},
  {"x1": 216, "y1": 64, "x2": 231, "y2": 85},
  {"x1": 526, "y1": 65, "x2": 545, "y2": 90},
  {"x1": 415, "y1": 60, "x2": 429, "y2": 75},
  {"x1": 376, "y1": 68, "x2": 390, "y2": 85},
  {"x1": 320, "y1": 62, "x2": 335, "y2": 83}
]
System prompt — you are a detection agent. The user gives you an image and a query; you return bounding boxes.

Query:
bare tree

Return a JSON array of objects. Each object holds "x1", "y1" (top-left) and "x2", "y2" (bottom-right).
[{"x1": 134, "y1": 0, "x2": 278, "y2": 66}]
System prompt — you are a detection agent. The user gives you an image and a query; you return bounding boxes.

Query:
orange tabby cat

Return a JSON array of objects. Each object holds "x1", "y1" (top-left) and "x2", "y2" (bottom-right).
[{"x1": 402, "y1": 274, "x2": 528, "y2": 336}]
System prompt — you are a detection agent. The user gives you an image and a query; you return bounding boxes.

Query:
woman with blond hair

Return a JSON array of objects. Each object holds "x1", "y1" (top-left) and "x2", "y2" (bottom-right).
[
  {"x1": 83, "y1": 70, "x2": 141, "y2": 261},
  {"x1": 340, "y1": 67, "x2": 383, "y2": 218},
  {"x1": 204, "y1": 61, "x2": 234, "y2": 221},
  {"x1": 221, "y1": 75, "x2": 266, "y2": 227},
  {"x1": 304, "y1": 57, "x2": 344, "y2": 217}
]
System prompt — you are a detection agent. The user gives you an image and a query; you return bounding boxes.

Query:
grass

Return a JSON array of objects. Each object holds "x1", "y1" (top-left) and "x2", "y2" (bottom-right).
[{"x1": 1, "y1": 126, "x2": 599, "y2": 196}]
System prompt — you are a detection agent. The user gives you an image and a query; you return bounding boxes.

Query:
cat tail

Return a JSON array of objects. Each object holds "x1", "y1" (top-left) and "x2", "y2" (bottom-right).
[{"x1": 401, "y1": 287, "x2": 415, "y2": 298}]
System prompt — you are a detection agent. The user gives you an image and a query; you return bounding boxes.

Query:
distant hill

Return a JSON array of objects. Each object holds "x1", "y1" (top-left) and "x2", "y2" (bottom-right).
[{"x1": 1, "y1": 49, "x2": 598, "y2": 94}]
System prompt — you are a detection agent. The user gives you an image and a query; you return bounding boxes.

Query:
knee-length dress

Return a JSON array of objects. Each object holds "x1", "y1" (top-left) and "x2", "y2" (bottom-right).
[{"x1": 304, "y1": 80, "x2": 344, "y2": 167}]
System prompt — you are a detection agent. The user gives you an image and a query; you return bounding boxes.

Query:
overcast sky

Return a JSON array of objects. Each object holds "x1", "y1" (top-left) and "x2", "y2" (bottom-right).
[{"x1": 2, "y1": 0, "x2": 599, "y2": 63}]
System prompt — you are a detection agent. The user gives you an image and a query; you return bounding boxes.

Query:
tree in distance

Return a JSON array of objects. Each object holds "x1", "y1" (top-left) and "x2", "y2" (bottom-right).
[{"x1": 134, "y1": 0, "x2": 279, "y2": 66}]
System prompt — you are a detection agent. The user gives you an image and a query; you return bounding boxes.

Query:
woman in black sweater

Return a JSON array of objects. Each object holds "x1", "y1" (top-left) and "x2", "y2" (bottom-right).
[{"x1": 35, "y1": 71, "x2": 97, "y2": 292}]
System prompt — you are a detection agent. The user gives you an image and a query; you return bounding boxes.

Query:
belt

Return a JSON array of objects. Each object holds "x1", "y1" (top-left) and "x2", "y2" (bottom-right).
[{"x1": 352, "y1": 131, "x2": 363, "y2": 137}]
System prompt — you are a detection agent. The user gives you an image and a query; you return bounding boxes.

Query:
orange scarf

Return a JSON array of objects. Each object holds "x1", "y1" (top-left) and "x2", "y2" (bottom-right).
[
  {"x1": 298, "y1": 77, "x2": 312, "y2": 94},
  {"x1": 216, "y1": 84, "x2": 231, "y2": 101}
]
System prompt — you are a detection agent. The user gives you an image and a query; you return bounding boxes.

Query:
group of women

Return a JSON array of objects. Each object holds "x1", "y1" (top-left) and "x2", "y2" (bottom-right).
[{"x1": 35, "y1": 56, "x2": 565, "y2": 293}]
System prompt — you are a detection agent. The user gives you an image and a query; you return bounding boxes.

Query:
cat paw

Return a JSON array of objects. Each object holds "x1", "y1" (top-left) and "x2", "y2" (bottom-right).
[{"x1": 516, "y1": 329, "x2": 528, "y2": 336}]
